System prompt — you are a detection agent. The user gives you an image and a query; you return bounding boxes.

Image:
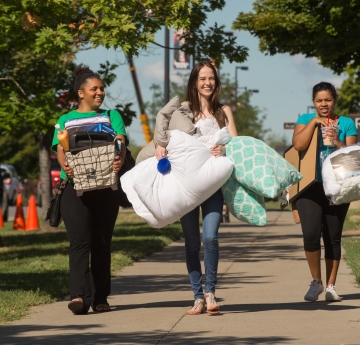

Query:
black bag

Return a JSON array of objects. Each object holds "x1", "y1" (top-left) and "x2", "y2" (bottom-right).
[
  {"x1": 69, "y1": 131, "x2": 114, "y2": 150},
  {"x1": 117, "y1": 148, "x2": 135, "y2": 208},
  {"x1": 45, "y1": 177, "x2": 68, "y2": 227}
]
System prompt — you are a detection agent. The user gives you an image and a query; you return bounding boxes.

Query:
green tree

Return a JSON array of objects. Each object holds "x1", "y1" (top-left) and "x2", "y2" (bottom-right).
[
  {"x1": 1, "y1": 1, "x2": 248, "y2": 67},
  {"x1": 0, "y1": 130, "x2": 39, "y2": 179},
  {"x1": 219, "y1": 74, "x2": 268, "y2": 138},
  {"x1": 336, "y1": 67, "x2": 360, "y2": 115},
  {"x1": 265, "y1": 133, "x2": 289, "y2": 154},
  {"x1": 232, "y1": 0, "x2": 360, "y2": 74},
  {"x1": 0, "y1": 51, "x2": 76, "y2": 230}
]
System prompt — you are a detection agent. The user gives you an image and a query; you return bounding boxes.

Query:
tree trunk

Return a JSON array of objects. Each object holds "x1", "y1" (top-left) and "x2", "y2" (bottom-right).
[{"x1": 39, "y1": 132, "x2": 52, "y2": 232}]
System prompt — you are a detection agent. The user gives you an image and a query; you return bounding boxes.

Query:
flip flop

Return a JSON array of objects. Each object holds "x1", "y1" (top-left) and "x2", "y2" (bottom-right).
[
  {"x1": 68, "y1": 299, "x2": 86, "y2": 315},
  {"x1": 94, "y1": 303, "x2": 111, "y2": 313}
]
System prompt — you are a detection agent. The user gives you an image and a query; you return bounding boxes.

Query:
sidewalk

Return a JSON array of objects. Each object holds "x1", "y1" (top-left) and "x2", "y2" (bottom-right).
[{"x1": 2, "y1": 211, "x2": 360, "y2": 344}]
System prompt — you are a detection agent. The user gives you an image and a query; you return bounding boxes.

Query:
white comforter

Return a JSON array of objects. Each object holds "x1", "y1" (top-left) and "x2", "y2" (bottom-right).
[{"x1": 120, "y1": 129, "x2": 234, "y2": 228}]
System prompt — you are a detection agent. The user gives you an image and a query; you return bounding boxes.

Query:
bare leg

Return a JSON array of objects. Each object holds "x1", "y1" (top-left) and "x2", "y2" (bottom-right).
[
  {"x1": 305, "y1": 250, "x2": 322, "y2": 283},
  {"x1": 325, "y1": 259, "x2": 340, "y2": 286}
]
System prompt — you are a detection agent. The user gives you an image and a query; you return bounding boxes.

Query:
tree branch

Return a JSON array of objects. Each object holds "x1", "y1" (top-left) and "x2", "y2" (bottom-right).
[
  {"x1": 0, "y1": 77, "x2": 27, "y2": 97},
  {"x1": 150, "y1": 41, "x2": 181, "y2": 50}
]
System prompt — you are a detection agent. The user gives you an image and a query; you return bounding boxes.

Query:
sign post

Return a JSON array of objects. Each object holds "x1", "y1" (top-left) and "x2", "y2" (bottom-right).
[{"x1": 284, "y1": 122, "x2": 296, "y2": 130}]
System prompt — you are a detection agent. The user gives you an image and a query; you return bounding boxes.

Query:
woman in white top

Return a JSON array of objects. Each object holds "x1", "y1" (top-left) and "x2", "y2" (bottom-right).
[{"x1": 155, "y1": 60, "x2": 237, "y2": 315}]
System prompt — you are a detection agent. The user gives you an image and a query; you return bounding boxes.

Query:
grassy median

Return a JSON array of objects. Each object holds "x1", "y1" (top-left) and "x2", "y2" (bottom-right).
[
  {"x1": 0, "y1": 211, "x2": 183, "y2": 324},
  {"x1": 342, "y1": 209, "x2": 360, "y2": 286}
]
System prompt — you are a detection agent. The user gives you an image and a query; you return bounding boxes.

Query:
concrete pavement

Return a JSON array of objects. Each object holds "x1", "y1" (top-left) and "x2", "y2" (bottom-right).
[{"x1": 1, "y1": 210, "x2": 360, "y2": 344}]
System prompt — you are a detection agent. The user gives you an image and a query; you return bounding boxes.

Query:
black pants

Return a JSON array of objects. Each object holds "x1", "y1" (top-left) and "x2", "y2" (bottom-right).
[
  {"x1": 296, "y1": 182, "x2": 349, "y2": 260},
  {"x1": 60, "y1": 183, "x2": 119, "y2": 311}
]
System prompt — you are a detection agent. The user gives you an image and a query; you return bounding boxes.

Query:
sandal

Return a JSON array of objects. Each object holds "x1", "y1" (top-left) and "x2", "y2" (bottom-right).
[
  {"x1": 205, "y1": 292, "x2": 220, "y2": 315},
  {"x1": 186, "y1": 299, "x2": 205, "y2": 315},
  {"x1": 93, "y1": 303, "x2": 111, "y2": 313},
  {"x1": 68, "y1": 298, "x2": 86, "y2": 315}
]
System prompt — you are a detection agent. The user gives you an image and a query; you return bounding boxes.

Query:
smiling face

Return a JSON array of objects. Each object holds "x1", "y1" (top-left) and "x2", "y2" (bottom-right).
[
  {"x1": 196, "y1": 66, "x2": 216, "y2": 100},
  {"x1": 78, "y1": 78, "x2": 105, "y2": 110},
  {"x1": 313, "y1": 90, "x2": 336, "y2": 118}
]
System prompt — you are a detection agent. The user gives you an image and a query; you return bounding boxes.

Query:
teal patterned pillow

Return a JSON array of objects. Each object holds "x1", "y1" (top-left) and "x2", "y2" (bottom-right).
[
  {"x1": 226, "y1": 137, "x2": 302, "y2": 199},
  {"x1": 222, "y1": 177, "x2": 267, "y2": 226}
]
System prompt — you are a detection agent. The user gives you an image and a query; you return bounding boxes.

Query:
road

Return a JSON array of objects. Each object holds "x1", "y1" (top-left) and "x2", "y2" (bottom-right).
[{"x1": 7, "y1": 205, "x2": 43, "y2": 222}]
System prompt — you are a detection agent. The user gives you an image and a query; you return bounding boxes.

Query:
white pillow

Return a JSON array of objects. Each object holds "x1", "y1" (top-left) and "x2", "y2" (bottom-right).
[
  {"x1": 121, "y1": 130, "x2": 234, "y2": 228},
  {"x1": 322, "y1": 145, "x2": 360, "y2": 205}
]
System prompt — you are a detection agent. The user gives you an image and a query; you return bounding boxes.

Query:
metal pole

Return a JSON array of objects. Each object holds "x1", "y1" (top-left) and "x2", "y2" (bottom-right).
[
  {"x1": 235, "y1": 67, "x2": 238, "y2": 102},
  {"x1": 164, "y1": 27, "x2": 170, "y2": 104},
  {"x1": 127, "y1": 54, "x2": 152, "y2": 144}
]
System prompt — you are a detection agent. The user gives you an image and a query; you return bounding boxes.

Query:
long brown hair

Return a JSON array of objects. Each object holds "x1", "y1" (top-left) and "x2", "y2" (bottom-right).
[{"x1": 186, "y1": 60, "x2": 228, "y2": 128}]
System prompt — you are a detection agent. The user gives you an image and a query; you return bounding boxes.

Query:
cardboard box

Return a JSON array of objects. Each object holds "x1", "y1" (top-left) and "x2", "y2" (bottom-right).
[{"x1": 281, "y1": 125, "x2": 320, "y2": 208}]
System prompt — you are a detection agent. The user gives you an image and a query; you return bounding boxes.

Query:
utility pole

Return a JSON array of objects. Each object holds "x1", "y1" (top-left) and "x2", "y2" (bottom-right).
[
  {"x1": 127, "y1": 55, "x2": 152, "y2": 144},
  {"x1": 164, "y1": 27, "x2": 170, "y2": 104}
]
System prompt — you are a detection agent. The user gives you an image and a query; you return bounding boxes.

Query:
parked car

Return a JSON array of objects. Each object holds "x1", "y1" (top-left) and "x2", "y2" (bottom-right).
[
  {"x1": 36, "y1": 155, "x2": 61, "y2": 206},
  {"x1": 0, "y1": 164, "x2": 23, "y2": 206},
  {"x1": 0, "y1": 172, "x2": 9, "y2": 221}
]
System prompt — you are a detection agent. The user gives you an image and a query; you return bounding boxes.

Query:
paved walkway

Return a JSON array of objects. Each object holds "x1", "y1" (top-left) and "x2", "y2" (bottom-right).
[{"x1": 2, "y1": 211, "x2": 360, "y2": 344}]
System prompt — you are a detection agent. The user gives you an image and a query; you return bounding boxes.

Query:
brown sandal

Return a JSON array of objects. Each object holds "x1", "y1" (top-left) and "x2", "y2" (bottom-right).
[
  {"x1": 94, "y1": 303, "x2": 111, "y2": 313},
  {"x1": 205, "y1": 292, "x2": 220, "y2": 315},
  {"x1": 186, "y1": 299, "x2": 205, "y2": 315}
]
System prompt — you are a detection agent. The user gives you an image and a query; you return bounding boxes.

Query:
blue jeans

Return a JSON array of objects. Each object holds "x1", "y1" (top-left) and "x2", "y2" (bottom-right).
[{"x1": 180, "y1": 189, "x2": 224, "y2": 300}]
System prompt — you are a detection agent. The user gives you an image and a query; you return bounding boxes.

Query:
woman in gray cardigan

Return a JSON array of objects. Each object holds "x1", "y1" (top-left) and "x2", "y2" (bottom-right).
[{"x1": 140, "y1": 60, "x2": 237, "y2": 315}]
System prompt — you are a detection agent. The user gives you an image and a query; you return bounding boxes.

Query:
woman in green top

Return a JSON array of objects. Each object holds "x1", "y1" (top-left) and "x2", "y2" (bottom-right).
[{"x1": 52, "y1": 65, "x2": 127, "y2": 315}]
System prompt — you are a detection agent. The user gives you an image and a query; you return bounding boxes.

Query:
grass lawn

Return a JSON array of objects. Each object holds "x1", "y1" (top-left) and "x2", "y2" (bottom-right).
[
  {"x1": 0, "y1": 211, "x2": 182, "y2": 324},
  {"x1": 342, "y1": 209, "x2": 360, "y2": 288},
  {"x1": 343, "y1": 209, "x2": 360, "y2": 231},
  {"x1": 342, "y1": 238, "x2": 360, "y2": 286}
]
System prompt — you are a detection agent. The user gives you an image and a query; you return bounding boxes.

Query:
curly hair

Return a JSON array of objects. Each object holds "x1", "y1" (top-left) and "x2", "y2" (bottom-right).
[{"x1": 74, "y1": 65, "x2": 101, "y2": 92}]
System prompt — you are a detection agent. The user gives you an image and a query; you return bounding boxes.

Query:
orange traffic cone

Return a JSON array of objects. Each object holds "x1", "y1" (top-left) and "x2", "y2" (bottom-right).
[
  {"x1": 0, "y1": 207, "x2": 4, "y2": 228},
  {"x1": 25, "y1": 195, "x2": 39, "y2": 231},
  {"x1": 13, "y1": 194, "x2": 25, "y2": 230}
]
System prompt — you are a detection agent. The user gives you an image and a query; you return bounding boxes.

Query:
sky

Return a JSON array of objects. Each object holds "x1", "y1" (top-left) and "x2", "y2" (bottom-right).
[{"x1": 76, "y1": 0, "x2": 346, "y2": 146}]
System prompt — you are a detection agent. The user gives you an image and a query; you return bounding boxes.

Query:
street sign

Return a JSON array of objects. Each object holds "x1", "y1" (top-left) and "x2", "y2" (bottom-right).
[{"x1": 284, "y1": 122, "x2": 296, "y2": 130}]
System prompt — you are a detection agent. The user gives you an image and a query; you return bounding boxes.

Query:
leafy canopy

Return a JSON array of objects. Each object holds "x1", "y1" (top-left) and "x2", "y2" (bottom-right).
[
  {"x1": 232, "y1": 0, "x2": 360, "y2": 74},
  {"x1": 1, "y1": 0, "x2": 248, "y2": 67},
  {"x1": 336, "y1": 67, "x2": 360, "y2": 115}
]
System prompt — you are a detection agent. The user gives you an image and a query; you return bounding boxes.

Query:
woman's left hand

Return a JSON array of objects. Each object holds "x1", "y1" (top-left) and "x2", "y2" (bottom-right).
[
  {"x1": 112, "y1": 155, "x2": 123, "y2": 173},
  {"x1": 211, "y1": 145, "x2": 226, "y2": 157}
]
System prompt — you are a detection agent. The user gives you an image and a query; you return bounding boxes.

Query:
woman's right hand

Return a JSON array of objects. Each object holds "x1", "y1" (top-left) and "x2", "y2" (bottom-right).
[
  {"x1": 312, "y1": 117, "x2": 336, "y2": 127},
  {"x1": 63, "y1": 162, "x2": 74, "y2": 178},
  {"x1": 155, "y1": 145, "x2": 167, "y2": 160}
]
